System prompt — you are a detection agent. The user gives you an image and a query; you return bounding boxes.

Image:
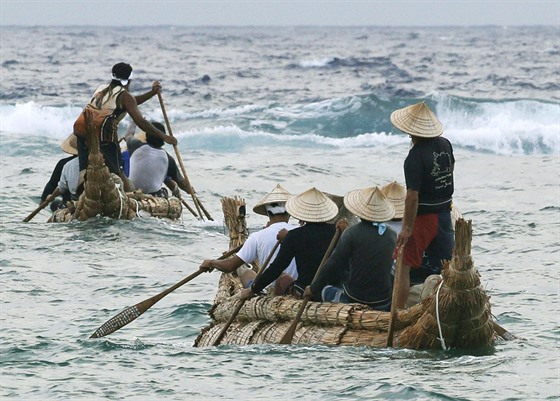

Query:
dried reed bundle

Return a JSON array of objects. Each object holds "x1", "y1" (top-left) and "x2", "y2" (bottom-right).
[
  {"x1": 134, "y1": 196, "x2": 182, "y2": 219},
  {"x1": 398, "y1": 218, "x2": 494, "y2": 349},
  {"x1": 339, "y1": 328, "x2": 390, "y2": 347},
  {"x1": 221, "y1": 196, "x2": 248, "y2": 250}
]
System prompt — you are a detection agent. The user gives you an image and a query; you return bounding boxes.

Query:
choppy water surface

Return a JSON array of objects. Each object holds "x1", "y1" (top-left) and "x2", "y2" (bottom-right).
[{"x1": 1, "y1": 26, "x2": 559, "y2": 400}]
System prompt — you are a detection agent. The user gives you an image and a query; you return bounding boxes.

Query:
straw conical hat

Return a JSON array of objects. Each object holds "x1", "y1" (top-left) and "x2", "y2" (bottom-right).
[
  {"x1": 253, "y1": 183, "x2": 292, "y2": 216},
  {"x1": 286, "y1": 187, "x2": 338, "y2": 223},
  {"x1": 390, "y1": 101, "x2": 443, "y2": 138},
  {"x1": 60, "y1": 133, "x2": 78, "y2": 155},
  {"x1": 343, "y1": 186, "x2": 395, "y2": 222},
  {"x1": 381, "y1": 181, "x2": 406, "y2": 219}
]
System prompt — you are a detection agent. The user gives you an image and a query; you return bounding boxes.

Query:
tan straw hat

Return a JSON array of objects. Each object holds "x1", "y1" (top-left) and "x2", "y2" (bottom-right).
[
  {"x1": 390, "y1": 101, "x2": 443, "y2": 138},
  {"x1": 343, "y1": 186, "x2": 395, "y2": 222},
  {"x1": 286, "y1": 187, "x2": 338, "y2": 223},
  {"x1": 381, "y1": 181, "x2": 406, "y2": 219},
  {"x1": 253, "y1": 183, "x2": 292, "y2": 216},
  {"x1": 60, "y1": 133, "x2": 78, "y2": 155}
]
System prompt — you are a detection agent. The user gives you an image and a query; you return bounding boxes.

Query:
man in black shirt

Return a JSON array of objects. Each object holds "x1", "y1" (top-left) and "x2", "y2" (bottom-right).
[
  {"x1": 237, "y1": 187, "x2": 339, "y2": 300},
  {"x1": 308, "y1": 186, "x2": 397, "y2": 310},
  {"x1": 390, "y1": 101, "x2": 455, "y2": 309}
]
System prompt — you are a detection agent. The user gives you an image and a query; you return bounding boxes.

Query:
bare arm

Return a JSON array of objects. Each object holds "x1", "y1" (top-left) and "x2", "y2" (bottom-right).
[
  {"x1": 397, "y1": 189, "x2": 419, "y2": 248},
  {"x1": 120, "y1": 91, "x2": 177, "y2": 146},
  {"x1": 199, "y1": 255, "x2": 244, "y2": 273},
  {"x1": 135, "y1": 81, "x2": 160, "y2": 106}
]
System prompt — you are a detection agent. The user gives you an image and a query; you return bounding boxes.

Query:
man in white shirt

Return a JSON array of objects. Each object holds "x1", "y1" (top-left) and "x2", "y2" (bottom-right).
[
  {"x1": 44, "y1": 157, "x2": 81, "y2": 210},
  {"x1": 126, "y1": 121, "x2": 191, "y2": 197},
  {"x1": 200, "y1": 184, "x2": 298, "y2": 294}
]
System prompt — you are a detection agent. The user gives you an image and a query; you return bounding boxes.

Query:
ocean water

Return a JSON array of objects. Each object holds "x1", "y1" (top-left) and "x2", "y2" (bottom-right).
[{"x1": 1, "y1": 25, "x2": 559, "y2": 400}]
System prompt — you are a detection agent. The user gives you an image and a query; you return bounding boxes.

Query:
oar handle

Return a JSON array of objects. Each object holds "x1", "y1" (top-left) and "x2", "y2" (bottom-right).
[
  {"x1": 387, "y1": 246, "x2": 404, "y2": 347},
  {"x1": 23, "y1": 198, "x2": 51, "y2": 222},
  {"x1": 279, "y1": 228, "x2": 341, "y2": 345},
  {"x1": 156, "y1": 90, "x2": 210, "y2": 220}
]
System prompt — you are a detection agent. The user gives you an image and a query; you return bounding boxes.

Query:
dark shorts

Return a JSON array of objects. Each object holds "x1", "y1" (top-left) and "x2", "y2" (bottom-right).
[
  {"x1": 394, "y1": 210, "x2": 454, "y2": 275},
  {"x1": 77, "y1": 136, "x2": 123, "y2": 175}
]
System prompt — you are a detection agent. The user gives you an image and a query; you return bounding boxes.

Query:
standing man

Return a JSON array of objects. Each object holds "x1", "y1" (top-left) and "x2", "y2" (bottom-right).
[
  {"x1": 73, "y1": 62, "x2": 177, "y2": 192},
  {"x1": 390, "y1": 101, "x2": 455, "y2": 309}
]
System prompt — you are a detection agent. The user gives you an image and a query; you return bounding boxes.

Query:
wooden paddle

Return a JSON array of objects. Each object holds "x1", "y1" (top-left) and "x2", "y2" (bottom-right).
[
  {"x1": 89, "y1": 244, "x2": 242, "y2": 339},
  {"x1": 279, "y1": 228, "x2": 341, "y2": 345},
  {"x1": 492, "y1": 320, "x2": 518, "y2": 341},
  {"x1": 23, "y1": 196, "x2": 53, "y2": 222},
  {"x1": 386, "y1": 245, "x2": 404, "y2": 347},
  {"x1": 212, "y1": 240, "x2": 281, "y2": 346},
  {"x1": 156, "y1": 91, "x2": 213, "y2": 221}
]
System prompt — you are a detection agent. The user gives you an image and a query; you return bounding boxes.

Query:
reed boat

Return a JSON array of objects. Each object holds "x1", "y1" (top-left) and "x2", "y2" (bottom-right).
[
  {"x1": 195, "y1": 196, "x2": 503, "y2": 349},
  {"x1": 48, "y1": 109, "x2": 183, "y2": 223}
]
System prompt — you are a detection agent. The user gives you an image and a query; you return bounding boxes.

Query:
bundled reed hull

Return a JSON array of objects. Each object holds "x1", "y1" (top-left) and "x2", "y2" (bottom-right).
[
  {"x1": 195, "y1": 197, "x2": 497, "y2": 349},
  {"x1": 48, "y1": 110, "x2": 182, "y2": 223}
]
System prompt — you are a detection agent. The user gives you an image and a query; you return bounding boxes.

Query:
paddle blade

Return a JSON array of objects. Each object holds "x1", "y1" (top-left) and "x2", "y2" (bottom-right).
[{"x1": 89, "y1": 305, "x2": 142, "y2": 338}]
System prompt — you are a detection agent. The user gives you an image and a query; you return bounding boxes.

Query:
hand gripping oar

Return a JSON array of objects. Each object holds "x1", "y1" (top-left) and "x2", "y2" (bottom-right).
[
  {"x1": 156, "y1": 91, "x2": 213, "y2": 221},
  {"x1": 279, "y1": 228, "x2": 341, "y2": 345},
  {"x1": 386, "y1": 245, "x2": 404, "y2": 347},
  {"x1": 212, "y1": 240, "x2": 281, "y2": 346},
  {"x1": 89, "y1": 244, "x2": 242, "y2": 339},
  {"x1": 23, "y1": 197, "x2": 52, "y2": 222}
]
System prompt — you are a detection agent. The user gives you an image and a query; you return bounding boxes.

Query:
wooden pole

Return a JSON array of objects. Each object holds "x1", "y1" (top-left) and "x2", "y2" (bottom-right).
[
  {"x1": 89, "y1": 244, "x2": 242, "y2": 338},
  {"x1": 23, "y1": 197, "x2": 52, "y2": 222},
  {"x1": 279, "y1": 228, "x2": 341, "y2": 345},
  {"x1": 157, "y1": 91, "x2": 213, "y2": 220},
  {"x1": 387, "y1": 246, "x2": 404, "y2": 347}
]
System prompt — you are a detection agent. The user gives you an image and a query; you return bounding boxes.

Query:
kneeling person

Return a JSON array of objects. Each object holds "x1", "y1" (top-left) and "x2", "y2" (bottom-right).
[{"x1": 309, "y1": 186, "x2": 397, "y2": 311}]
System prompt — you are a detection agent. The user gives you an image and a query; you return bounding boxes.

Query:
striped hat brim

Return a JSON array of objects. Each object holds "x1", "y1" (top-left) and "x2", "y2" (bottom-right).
[
  {"x1": 286, "y1": 187, "x2": 339, "y2": 223},
  {"x1": 390, "y1": 101, "x2": 443, "y2": 138}
]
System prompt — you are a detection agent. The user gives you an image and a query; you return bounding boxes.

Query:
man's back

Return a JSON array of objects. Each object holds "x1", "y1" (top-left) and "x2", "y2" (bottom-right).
[{"x1": 129, "y1": 144, "x2": 168, "y2": 194}]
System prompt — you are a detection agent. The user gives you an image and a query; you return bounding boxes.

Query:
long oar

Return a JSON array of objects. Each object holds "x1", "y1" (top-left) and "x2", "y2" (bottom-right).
[
  {"x1": 157, "y1": 91, "x2": 213, "y2": 221},
  {"x1": 89, "y1": 244, "x2": 242, "y2": 339},
  {"x1": 279, "y1": 228, "x2": 341, "y2": 345},
  {"x1": 386, "y1": 246, "x2": 404, "y2": 347},
  {"x1": 23, "y1": 196, "x2": 53, "y2": 222},
  {"x1": 492, "y1": 320, "x2": 518, "y2": 341},
  {"x1": 213, "y1": 240, "x2": 281, "y2": 346}
]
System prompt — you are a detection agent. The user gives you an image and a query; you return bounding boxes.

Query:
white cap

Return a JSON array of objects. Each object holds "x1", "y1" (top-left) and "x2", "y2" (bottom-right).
[
  {"x1": 111, "y1": 71, "x2": 134, "y2": 86},
  {"x1": 265, "y1": 202, "x2": 286, "y2": 215}
]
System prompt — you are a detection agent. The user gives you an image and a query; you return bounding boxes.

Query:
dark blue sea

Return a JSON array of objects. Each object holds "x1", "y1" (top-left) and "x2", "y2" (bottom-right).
[{"x1": 1, "y1": 25, "x2": 559, "y2": 400}]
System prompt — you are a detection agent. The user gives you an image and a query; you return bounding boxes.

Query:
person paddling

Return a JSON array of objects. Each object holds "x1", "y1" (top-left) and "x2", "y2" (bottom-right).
[
  {"x1": 307, "y1": 186, "x2": 397, "y2": 311},
  {"x1": 73, "y1": 62, "x2": 176, "y2": 193},
  {"x1": 200, "y1": 183, "x2": 298, "y2": 294},
  {"x1": 238, "y1": 187, "x2": 339, "y2": 301}
]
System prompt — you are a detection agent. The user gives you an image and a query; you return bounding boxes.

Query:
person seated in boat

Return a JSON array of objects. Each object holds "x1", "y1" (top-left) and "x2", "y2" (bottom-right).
[
  {"x1": 126, "y1": 121, "x2": 191, "y2": 198},
  {"x1": 238, "y1": 187, "x2": 339, "y2": 300},
  {"x1": 42, "y1": 157, "x2": 81, "y2": 211},
  {"x1": 199, "y1": 184, "x2": 298, "y2": 294},
  {"x1": 305, "y1": 186, "x2": 397, "y2": 311},
  {"x1": 73, "y1": 62, "x2": 177, "y2": 193},
  {"x1": 41, "y1": 133, "x2": 78, "y2": 209},
  {"x1": 381, "y1": 181, "x2": 406, "y2": 235}
]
